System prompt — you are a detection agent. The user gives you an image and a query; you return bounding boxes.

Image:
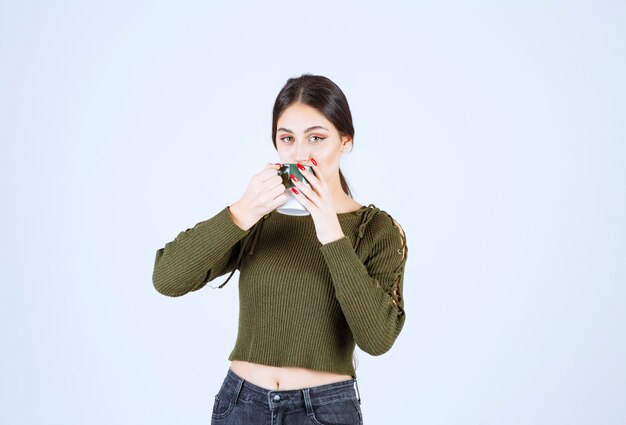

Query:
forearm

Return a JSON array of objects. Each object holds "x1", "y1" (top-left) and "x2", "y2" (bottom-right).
[
  {"x1": 152, "y1": 207, "x2": 250, "y2": 296},
  {"x1": 320, "y1": 236, "x2": 406, "y2": 355}
]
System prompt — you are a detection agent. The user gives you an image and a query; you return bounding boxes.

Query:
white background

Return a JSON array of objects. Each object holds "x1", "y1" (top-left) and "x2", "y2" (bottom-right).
[{"x1": 1, "y1": 1, "x2": 625, "y2": 424}]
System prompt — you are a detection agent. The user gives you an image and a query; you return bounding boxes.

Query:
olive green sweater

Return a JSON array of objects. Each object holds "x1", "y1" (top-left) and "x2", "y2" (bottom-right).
[{"x1": 152, "y1": 204, "x2": 407, "y2": 377}]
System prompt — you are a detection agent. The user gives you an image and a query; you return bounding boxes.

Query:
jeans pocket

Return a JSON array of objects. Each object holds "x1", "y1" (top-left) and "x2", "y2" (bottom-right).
[
  {"x1": 211, "y1": 387, "x2": 235, "y2": 420},
  {"x1": 311, "y1": 397, "x2": 363, "y2": 425}
]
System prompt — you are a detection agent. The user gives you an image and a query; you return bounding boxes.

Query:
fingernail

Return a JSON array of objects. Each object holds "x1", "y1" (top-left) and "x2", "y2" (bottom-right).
[
  {"x1": 297, "y1": 164, "x2": 306, "y2": 171},
  {"x1": 274, "y1": 163, "x2": 282, "y2": 166},
  {"x1": 291, "y1": 187, "x2": 299, "y2": 195},
  {"x1": 311, "y1": 158, "x2": 317, "y2": 166},
  {"x1": 290, "y1": 174, "x2": 298, "y2": 182}
]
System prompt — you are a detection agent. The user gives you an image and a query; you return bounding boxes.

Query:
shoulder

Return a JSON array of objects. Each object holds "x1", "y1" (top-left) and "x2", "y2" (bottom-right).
[
  {"x1": 371, "y1": 208, "x2": 405, "y2": 234},
  {"x1": 358, "y1": 205, "x2": 407, "y2": 259},
  {"x1": 358, "y1": 204, "x2": 405, "y2": 233}
]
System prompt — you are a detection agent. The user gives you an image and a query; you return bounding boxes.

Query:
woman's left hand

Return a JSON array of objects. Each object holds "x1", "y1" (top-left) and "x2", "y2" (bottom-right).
[{"x1": 289, "y1": 159, "x2": 345, "y2": 245}]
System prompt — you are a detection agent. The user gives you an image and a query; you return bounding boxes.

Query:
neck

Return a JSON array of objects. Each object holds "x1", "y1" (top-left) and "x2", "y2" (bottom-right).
[{"x1": 327, "y1": 172, "x2": 354, "y2": 210}]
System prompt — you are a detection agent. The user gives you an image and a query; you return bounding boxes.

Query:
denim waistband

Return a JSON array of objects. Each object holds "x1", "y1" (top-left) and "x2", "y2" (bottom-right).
[{"x1": 222, "y1": 368, "x2": 360, "y2": 409}]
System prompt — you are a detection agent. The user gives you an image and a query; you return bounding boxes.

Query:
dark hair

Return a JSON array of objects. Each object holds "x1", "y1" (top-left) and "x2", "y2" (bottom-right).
[{"x1": 272, "y1": 74, "x2": 354, "y2": 197}]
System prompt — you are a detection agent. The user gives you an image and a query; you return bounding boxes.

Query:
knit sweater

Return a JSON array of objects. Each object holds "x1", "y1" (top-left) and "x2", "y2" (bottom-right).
[{"x1": 152, "y1": 204, "x2": 407, "y2": 377}]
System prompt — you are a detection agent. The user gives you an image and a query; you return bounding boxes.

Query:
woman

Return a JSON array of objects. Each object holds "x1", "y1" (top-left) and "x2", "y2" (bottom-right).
[{"x1": 152, "y1": 74, "x2": 408, "y2": 425}]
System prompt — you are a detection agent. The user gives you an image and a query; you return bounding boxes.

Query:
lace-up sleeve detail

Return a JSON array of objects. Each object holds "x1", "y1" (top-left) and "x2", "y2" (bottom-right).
[
  {"x1": 355, "y1": 205, "x2": 407, "y2": 310},
  {"x1": 319, "y1": 206, "x2": 408, "y2": 355},
  {"x1": 389, "y1": 217, "x2": 407, "y2": 309}
]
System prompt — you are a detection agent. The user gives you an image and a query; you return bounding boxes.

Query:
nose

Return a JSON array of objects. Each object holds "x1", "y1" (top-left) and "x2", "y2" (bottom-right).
[{"x1": 294, "y1": 141, "x2": 309, "y2": 163}]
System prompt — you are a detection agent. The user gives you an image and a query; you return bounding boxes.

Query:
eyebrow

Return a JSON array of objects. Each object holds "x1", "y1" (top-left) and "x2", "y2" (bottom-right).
[{"x1": 277, "y1": 126, "x2": 330, "y2": 134}]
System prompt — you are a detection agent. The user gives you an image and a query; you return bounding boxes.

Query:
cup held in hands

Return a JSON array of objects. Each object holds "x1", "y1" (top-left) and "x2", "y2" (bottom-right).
[{"x1": 276, "y1": 163, "x2": 313, "y2": 216}]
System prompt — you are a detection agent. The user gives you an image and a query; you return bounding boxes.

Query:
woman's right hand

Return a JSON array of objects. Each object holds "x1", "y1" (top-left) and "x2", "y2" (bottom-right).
[{"x1": 228, "y1": 163, "x2": 287, "y2": 230}]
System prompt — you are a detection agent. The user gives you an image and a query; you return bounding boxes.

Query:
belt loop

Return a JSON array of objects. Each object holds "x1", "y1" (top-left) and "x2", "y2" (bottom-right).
[
  {"x1": 232, "y1": 376, "x2": 244, "y2": 405},
  {"x1": 302, "y1": 388, "x2": 314, "y2": 417},
  {"x1": 354, "y1": 379, "x2": 361, "y2": 403}
]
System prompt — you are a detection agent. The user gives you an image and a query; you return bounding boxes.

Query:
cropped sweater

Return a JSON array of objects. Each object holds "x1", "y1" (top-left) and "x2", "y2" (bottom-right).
[{"x1": 152, "y1": 204, "x2": 408, "y2": 377}]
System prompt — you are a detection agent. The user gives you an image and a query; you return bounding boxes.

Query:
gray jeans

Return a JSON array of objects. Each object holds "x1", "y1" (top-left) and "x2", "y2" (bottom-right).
[{"x1": 211, "y1": 368, "x2": 363, "y2": 425}]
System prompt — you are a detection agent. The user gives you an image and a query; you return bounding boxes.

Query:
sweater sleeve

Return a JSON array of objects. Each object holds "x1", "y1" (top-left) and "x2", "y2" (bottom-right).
[
  {"x1": 319, "y1": 215, "x2": 407, "y2": 355},
  {"x1": 152, "y1": 207, "x2": 250, "y2": 297}
]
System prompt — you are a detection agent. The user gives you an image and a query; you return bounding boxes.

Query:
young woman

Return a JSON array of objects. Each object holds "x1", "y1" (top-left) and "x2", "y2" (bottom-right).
[{"x1": 152, "y1": 74, "x2": 408, "y2": 425}]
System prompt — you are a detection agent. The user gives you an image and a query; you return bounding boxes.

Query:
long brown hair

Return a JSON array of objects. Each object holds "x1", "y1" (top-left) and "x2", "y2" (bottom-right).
[{"x1": 271, "y1": 74, "x2": 354, "y2": 197}]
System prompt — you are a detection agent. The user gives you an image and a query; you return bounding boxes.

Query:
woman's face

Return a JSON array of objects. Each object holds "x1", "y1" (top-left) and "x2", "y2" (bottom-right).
[{"x1": 275, "y1": 102, "x2": 351, "y2": 184}]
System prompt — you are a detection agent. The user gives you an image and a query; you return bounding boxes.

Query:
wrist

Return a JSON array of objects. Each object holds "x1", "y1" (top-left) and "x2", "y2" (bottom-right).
[
  {"x1": 228, "y1": 201, "x2": 258, "y2": 231},
  {"x1": 319, "y1": 229, "x2": 345, "y2": 245}
]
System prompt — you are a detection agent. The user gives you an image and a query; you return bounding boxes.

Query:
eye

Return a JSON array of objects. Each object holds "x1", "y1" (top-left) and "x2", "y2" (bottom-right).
[
  {"x1": 309, "y1": 136, "x2": 325, "y2": 143},
  {"x1": 280, "y1": 136, "x2": 294, "y2": 143}
]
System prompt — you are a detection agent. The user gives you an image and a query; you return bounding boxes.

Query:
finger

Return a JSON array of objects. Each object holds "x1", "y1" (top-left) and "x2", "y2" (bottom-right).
[
  {"x1": 290, "y1": 173, "x2": 320, "y2": 206},
  {"x1": 296, "y1": 164, "x2": 326, "y2": 197},
  {"x1": 269, "y1": 192, "x2": 288, "y2": 209},
  {"x1": 260, "y1": 165, "x2": 283, "y2": 182},
  {"x1": 308, "y1": 159, "x2": 323, "y2": 181},
  {"x1": 296, "y1": 163, "x2": 320, "y2": 185},
  {"x1": 268, "y1": 181, "x2": 286, "y2": 199},
  {"x1": 263, "y1": 174, "x2": 283, "y2": 189},
  {"x1": 264, "y1": 162, "x2": 282, "y2": 172},
  {"x1": 289, "y1": 186, "x2": 315, "y2": 211}
]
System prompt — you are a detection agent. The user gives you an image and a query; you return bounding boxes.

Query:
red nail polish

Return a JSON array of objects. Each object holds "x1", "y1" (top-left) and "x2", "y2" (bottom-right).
[
  {"x1": 311, "y1": 158, "x2": 317, "y2": 166},
  {"x1": 297, "y1": 164, "x2": 305, "y2": 171},
  {"x1": 290, "y1": 174, "x2": 298, "y2": 182},
  {"x1": 291, "y1": 187, "x2": 299, "y2": 195}
]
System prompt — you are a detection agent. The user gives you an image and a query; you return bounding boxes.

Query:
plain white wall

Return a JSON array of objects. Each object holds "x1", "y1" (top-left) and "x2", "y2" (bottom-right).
[{"x1": 1, "y1": 1, "x2": 625, "y2": 424}]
